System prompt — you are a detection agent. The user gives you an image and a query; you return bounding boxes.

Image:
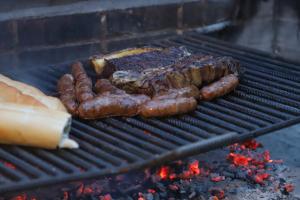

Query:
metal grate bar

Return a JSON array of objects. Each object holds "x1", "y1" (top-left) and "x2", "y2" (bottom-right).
[{"x1": 1, "y1": 33, "x2": 300, "y2": 194}]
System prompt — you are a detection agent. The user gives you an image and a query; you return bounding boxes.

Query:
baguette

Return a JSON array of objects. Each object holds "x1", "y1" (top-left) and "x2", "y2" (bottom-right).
[
  {"x1": 0, "y1": 74, "x2": 66, "y2": 112},
  {"x1": 0, "y1": 81, "x2": 46, "y2": 107},
  {"x1": 0, "y1": 102, "x2": 78, "y2": 149}
]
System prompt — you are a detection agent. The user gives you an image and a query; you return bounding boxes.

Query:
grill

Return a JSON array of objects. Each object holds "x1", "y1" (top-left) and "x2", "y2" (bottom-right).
[{"x1": 1, "y1": 32, "x2": 300, "y2": 194}]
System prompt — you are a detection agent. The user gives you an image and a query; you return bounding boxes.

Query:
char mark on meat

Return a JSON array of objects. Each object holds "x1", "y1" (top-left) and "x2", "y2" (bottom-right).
[
  {"x1": 91, "y1": 46, "x2": 191, "y2": 78},
  {"x1": 111, "y1": 55, "x2": 240, "y2": 97}
]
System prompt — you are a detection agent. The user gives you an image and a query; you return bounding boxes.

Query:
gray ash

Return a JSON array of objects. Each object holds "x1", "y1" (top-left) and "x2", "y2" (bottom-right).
[{"x1": 5, "y1": 140, "x2": 296, "y2": 200}]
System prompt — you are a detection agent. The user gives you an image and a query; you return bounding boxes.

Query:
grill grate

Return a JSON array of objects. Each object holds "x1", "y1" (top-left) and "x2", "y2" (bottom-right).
[{"x1": 1, "y1": 32, "x2": 300, "y2": 194}]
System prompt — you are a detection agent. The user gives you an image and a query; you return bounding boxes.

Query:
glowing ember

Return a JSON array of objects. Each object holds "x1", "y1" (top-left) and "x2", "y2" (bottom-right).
[
  {"x1": 168, "y1": 184, "x2": 179, "y2": 191},
  {"x1": 169, "y1": 173, "x2": 177, "y2": 180},
  {"x1": 189, "y1": 160, "x2": 200, "y2": 175},
  {"x1": 254, "y1": 173, "x2": 270, "y2": 184},
  {"x1": 147, "y1": 189, "x2": 156, "y2": 193},
  {"x1": 211, "y1": 196, "x2": 219, "y2": 200},
  {"x1": 77, "y1": 183, "x2": 84, "y2": 195},
  {"x1": 211, "y1": 176, "x2": 225, "y2": 182},
  {"x1": 242, "y1": 139, "x2": 262, "y2": 150},
  {"x1": 263, "y1": 150, "x2": 272, "y2": 163},
  {"x1": 12, "y1": 194, "x2": 26, "y2": 200},
  {"x1": 83, "y1": 186, "x2": 93, "y2": 194},
  {"x1": 228, "y1": 153, "x2": 251, "y2": 166},
  {"x1": 158, "y1": 166, "x2": 169, "y2": 179},
  {"x1": 209, "y1": 187, "x2": 225, "y2": 199},
  {"x1": 284, "y1": 183, "x2": 294, "y2": 193},
  {"x1": 2, "y1": 161, "x2": 16, "y2": 170},
  {"x1": 100, "y1": 194, "x2": 112, "y2": 200},
  {"x1": 63, "y1": 191, "x2": 69, "y2": 200}
]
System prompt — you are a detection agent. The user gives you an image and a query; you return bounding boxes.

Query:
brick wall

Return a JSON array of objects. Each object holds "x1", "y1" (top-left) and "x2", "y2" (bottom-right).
[{"x1": 0, "y1": 0, "x2": 237, "y2": 70}]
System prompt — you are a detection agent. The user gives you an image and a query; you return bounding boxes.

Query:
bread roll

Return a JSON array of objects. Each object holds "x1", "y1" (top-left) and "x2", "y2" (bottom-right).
[
  {"x1": 0, "y1": 74, "x2": 66, "y2": 112},
  {"x1": 0, "y1": 81, "x2": 46, "y2": 108},
  {"x1": 0, "y1": 74, "x2": 45, "y2": 96},
  {"x1": 0, "y1": 102, "x2": 78, "y2": 149}
]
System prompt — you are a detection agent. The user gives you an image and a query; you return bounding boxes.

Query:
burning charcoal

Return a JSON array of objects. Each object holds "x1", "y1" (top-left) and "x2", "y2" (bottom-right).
[
  {"x1": 242, "y1": 139, "x2": 262, "y2": 150},
  {"x1": 253, "y1": 173, "x2": 270, "y2": 185},
  {"x1": 168, "y1": 184, "x2": 179, "y2": 191},
  {"x1": 210, "y1": 173, "x2": 225, "y2": 182},
  {"x1": 99, "y1": 194, "x2": 112, "y2": 200},
  {"x1": 209, "y1": 187, "x2": 225, "y2": 199},
  {"x1": 209, "y1": 196, "x2": 219, "y2": 200},
  {"x1": 282, "y1": 183, "x2": 294, "y2": 195}
]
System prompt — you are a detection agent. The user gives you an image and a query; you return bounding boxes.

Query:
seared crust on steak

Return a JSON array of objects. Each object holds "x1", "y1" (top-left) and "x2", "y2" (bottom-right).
[
  {"x1": 91, "y1": 46, "x2": 191, "y2": 78},
  {"x1": 111, "y1": 55, "x2": 240, "y2": 97}
]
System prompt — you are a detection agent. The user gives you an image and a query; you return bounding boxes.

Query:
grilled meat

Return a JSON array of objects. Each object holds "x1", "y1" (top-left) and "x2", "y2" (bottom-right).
[
  {"x1": 58, "y1": 46, "x2": 241, "y2": 119},
  {"x1": 57, "y1": 74, "x2": 78, "y2": 115},
  {"x1": 153, "y1": 86, "x2": 200, "y2": 100},
  {"x1": 95, "y1": 79, "x2": 126, "y2": 95},
  {"x1": 111, "y1": 56, "x2": 240, "y2": 97},
  {"x1": 78, "y1": 95, "x2": 136, "y2": 119},
  {"x1": 200, "y1": 74, "x2": 239, "y2": 101},
  {"x1": 91, "y1": 46, "x2": 191, "y2": 78},
  {"x1": 72, "y1": 62, "x2": 94, "y2": 103},
  {"x1": 78, "y1": 79, "x2": 150, "y2": 119},
  {"x1": 140, "y1": 97, "x2": 197, "y2": 118},
  {"x1": 91, "y1": 47, "x2": 161, "y2": 75}
]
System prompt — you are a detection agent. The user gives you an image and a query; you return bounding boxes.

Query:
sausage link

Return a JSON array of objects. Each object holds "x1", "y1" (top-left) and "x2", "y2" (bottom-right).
[
  {"x1": 140, "y1": 97, "x2": 197, "y2": 118},
  {"x1": 200, "y1": 74, "x2": 239, "y2": 101},
  {"x1": 72, "y1": 61, "x2": 94, "y2": 103},
  {"x1": 57, "y1": 74, "x2": 78, "y2": 115},
  {"x1": 78, "y1": 94, "x2": 150, "y2": 119},
  {"x1": 95, "y1": 79, "x2": 125, "y2": 95}
]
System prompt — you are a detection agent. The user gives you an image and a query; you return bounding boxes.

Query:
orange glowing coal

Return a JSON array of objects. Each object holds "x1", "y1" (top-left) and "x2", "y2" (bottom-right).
[
  {"x1": 284, "y1": 183, "x2": 294, "y2": 193},
  {"x1": 228, "y1": 153, "x2": 251, "y2": 166},
  {"x1": 242, "y1": 139, "x2": 262, "y2": 150},
  {"x1": 158, "y1": 166, "x2": 170, "y2": 179},
  {"x1": 254, "y1": 173, "x2": 270, "y2": 185},
  {"x1": 63, "y1": 191, "x2": 69, "y2": 200},
  {"x1": 263, "y1": 150, "x2": 272, "y2": 163},
  {"x1": 2, "y1": 160, "x2": 16, "y2": 170},
  {"x1": 100, "y1": 194, "x2": 112, "y2": 200},
  {"x1": 189, "y1": 160, "x2": 200, "y2": 175},
  {"x1": 211, "y1": 176, "x2": 225, "y2": 182},
  {"x1": 147, "y1": 189, "x2": 156, "y2": 193}
]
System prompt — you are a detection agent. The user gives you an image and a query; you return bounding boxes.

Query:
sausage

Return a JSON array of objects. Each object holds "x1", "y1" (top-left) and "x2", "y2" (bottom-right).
[
  {"x1": 153, "y1": 86, "x2": 200, "y2": 100},
  {"x1": 200, "y1": 74, "x2": 239, "y2": 101},
  {"x1": 140, "y1": 97, "x2": 197, "y2": 118},
  {"x1": 94, "y1": 79, "x2": 125, "y2": 95},
  {"x1": 57, "y1": 74, "x2": 78, "y2": 115},
  {"x1": 72, "y1": 61, "x2": 94, "y2": 103},
  {"x1": 78, "y1": 93, "x2": 150, "y2": 119}
]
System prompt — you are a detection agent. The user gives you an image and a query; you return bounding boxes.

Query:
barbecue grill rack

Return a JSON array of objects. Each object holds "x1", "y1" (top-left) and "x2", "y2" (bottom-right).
[{"x1": 1, "y1": 32, "x2": 300, "y2": 194}]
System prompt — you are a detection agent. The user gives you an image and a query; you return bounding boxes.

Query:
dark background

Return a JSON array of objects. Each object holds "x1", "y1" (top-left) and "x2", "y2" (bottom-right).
[{"x1": 0, "y1": 0, "x2": 299, "y2": 196}]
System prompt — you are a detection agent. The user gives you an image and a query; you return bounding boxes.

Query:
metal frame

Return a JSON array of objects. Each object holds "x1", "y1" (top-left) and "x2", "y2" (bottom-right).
[{"x1": 1, "y1": 32, "x2": 300, "y2": 194}]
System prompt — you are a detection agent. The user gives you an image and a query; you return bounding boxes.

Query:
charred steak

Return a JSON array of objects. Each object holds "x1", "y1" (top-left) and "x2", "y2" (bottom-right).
[
  {"x1": 110, "y1": 55, "x2": 240, "y2": 97},
  {"x1": 90, "y1": 46, "x2": 191, "y2": 78}
]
